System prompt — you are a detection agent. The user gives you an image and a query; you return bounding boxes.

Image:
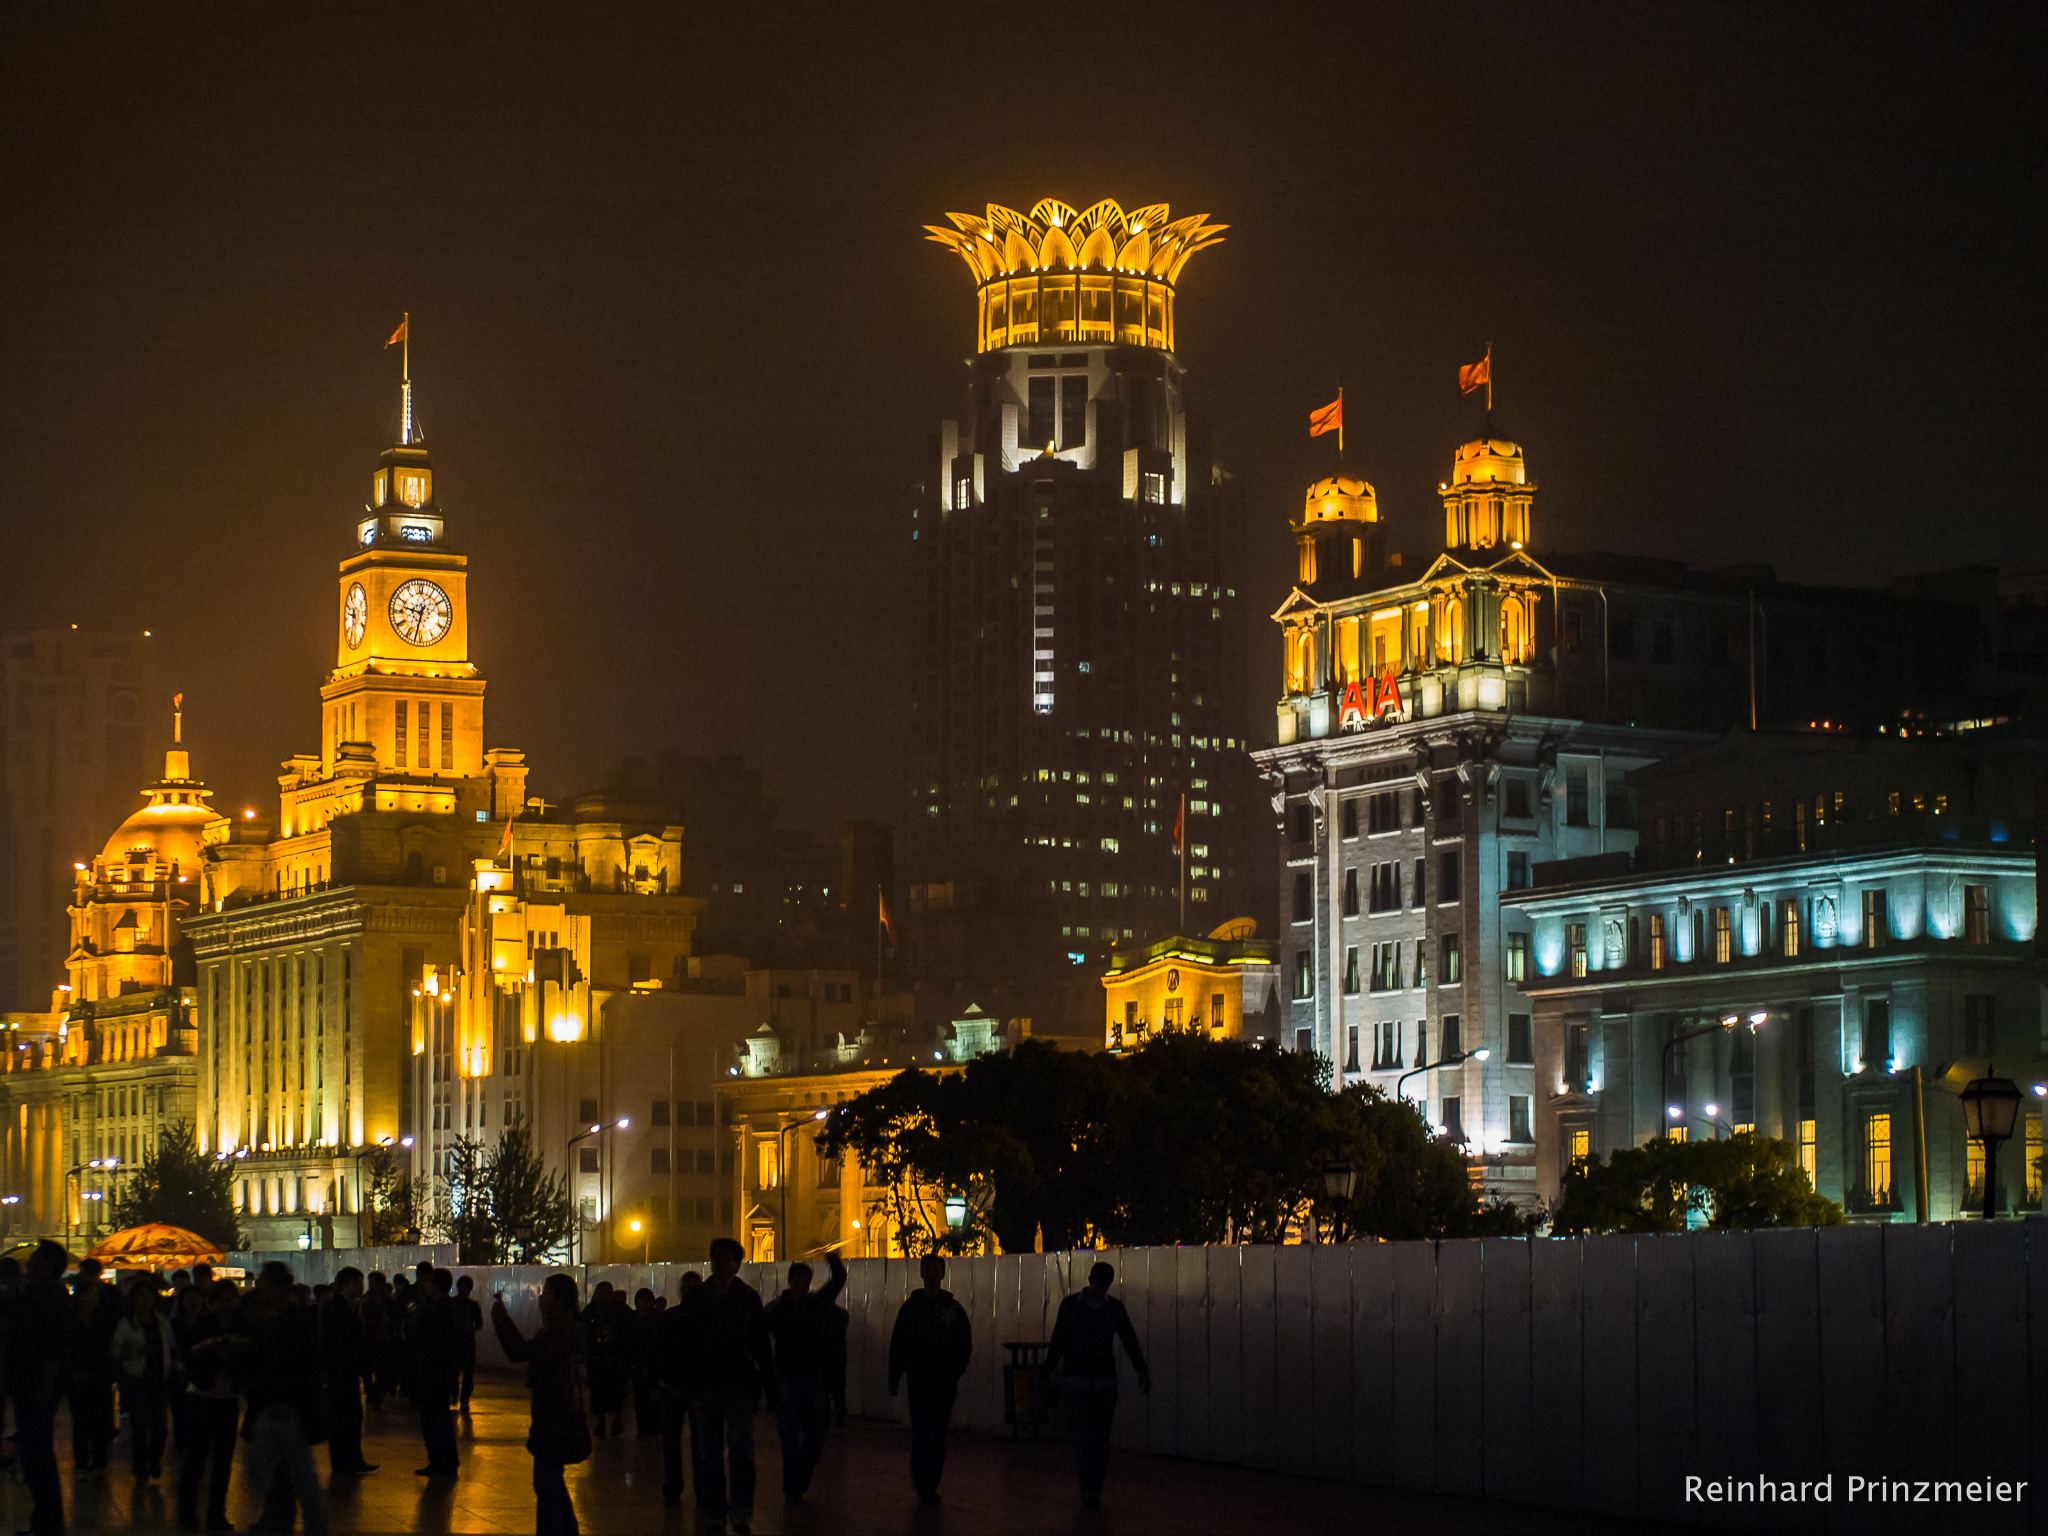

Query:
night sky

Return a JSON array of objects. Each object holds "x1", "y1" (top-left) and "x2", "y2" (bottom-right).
[{"x1": 2, "y1": 5, "x2": 2037, "y2": 837}]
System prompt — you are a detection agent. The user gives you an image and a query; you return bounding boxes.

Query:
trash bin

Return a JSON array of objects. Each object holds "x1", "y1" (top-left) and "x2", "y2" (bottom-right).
[{"x1": 1002, "y1": 1340, "x2": 1050, "y2": 1437}]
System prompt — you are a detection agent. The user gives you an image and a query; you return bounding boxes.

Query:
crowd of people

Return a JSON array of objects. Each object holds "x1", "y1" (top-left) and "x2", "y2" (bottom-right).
[{"x1": 0, "y1": 1236, "x2": 1153, "y2": 1536}]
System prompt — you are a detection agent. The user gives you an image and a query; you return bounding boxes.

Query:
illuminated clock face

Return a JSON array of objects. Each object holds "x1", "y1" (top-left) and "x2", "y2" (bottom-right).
[
  {"x1": 342, "y1": 583, "x2": 368, "y2": 648},
  {"x1": 388, "y1": 579, "x2": 453, "y2": 647}
]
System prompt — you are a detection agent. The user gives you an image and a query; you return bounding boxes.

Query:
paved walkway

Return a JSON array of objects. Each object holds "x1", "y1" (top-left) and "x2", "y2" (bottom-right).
[{"x1": 0, "y1": 1374, "x2": 1668, "y2": 1534}]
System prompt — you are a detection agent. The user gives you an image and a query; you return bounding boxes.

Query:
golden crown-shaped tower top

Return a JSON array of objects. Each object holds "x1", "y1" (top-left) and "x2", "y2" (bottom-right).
[{"x1": 925, "y1": 198, "x2": 1227, "y2": 353}]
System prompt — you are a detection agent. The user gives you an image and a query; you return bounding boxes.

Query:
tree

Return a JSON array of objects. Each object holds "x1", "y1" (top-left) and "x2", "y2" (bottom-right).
[
  {"x1": 108, "y1": 1121, "x2": 243, "y2": 1250},
  {"x1": 440, "y1": 1119, "x2": 575, "y2": 1264},
  {"x1": 818, "y1": 1033, "x2": 1538, "y2": 1250},
  {"x1": 362, "y1": 1144, "x2": 435, "y2": 1247},
  {"x1": 1549, "y1": 1131, "x2": 1845, "y2": 1234}
]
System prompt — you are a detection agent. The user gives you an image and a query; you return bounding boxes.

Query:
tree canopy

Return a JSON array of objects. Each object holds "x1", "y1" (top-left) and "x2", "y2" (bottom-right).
[
  {"x1": 440, "y1": 1119, "x2": 576, "y2": 1263},
  {"x1": 1549, "y1": 1131, "x2": 1845, "y2": 1234},
  {"x1": 816, "y1": 1033, "x2": 1532, "y2": 1252},
  {"x1": 108, "y1": 1120, "x2": 243, "y2": 1250}
]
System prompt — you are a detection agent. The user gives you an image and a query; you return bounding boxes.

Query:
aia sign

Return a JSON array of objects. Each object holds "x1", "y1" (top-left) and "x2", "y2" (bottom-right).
[{"x1": 1336, "y1": 675, "x2": 1404, "y2": 728}]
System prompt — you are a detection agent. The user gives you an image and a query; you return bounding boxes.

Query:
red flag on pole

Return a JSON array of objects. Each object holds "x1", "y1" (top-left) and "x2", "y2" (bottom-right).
[
  {"x1": 1172, "y1": 798, "x2": 1185, "y2": 855},
  {"x1": 1458, "y1": 354, "x2": 1490, "y2": 395},
  {"x1": 1308, "y1": 396, "x2": 1343, "y2": 437},
  {"x1": 386, "y1": 318, "x2": 408, "y2": 348}
]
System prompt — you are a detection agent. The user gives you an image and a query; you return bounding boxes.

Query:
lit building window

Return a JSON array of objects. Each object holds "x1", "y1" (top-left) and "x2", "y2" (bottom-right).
[
  {"x1": 1505, "y1": 932, "x2": 1526, "y2": 983},
  {"x1": 1780, "y1": 899, "x2": 1801, "y2": 958},
  {"x1": 1964, "y1": 886, "x2": 1990, "y2": 944},
  {"x1": 2028, "y1": 1112, "x2": 2043, "y2": 1206},
  {"x1": 1863, "y1": 888, "x2": 1888, "y2": 948},
  {"x1": 1649, "y1": 913, "x2": 1666, "y2": 970},
  {"x1": 1864, "y1": 1112, "x2": 1892, "y2": 1206},
  {"x1": 1713, "y1": 906, "x2": 1732, "y2": 964},
  {"x1": 1567, "y1": 923, "x2": 1587, "y2": 979},
  {"x1": 1566, "y1": 1125, "x2": 1590, "y2": 1168}
]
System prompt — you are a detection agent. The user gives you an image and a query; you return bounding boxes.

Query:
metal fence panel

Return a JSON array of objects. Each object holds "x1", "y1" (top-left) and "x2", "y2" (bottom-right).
[
  {"x1": 1952, "y1": 1221, "x2": 2028, "y2": 1536},
  {"x1": 1881, "y1": 1223, "x2": 1955, "y2": 1487},
  {"x1": 1388, "y1": 1239, "x2": 1437, "y2": 1491},
  {"x1": 1309, "y1": 1244, "x2": 1353, "y2": 1482},
  {"x1": 1350, "y1": 1239, "x2": 1395, "y2": 1490},
  {"x1": 1174, "y1": 1246, "x2": 1211, "y2": 1463},
  {"x1": 1580, "y1": 1235, "x2": 1639, "y2": 1520},
  {"x1": 1749, "y1": 1226, "x2": 1822, "y2": 1532},
  {"x1": 1433, "y1": 1239, "x2": 1484, "y2": 1498},
  {"x1": 1691, "y1": 1231, "x2": 1759, "y2": 1534},
  {"x1": 1205, "y1": 1244, "x2": 1244, "y2": 1469},
  {"x1": 1634, "y1": 1234, "x2": 1697, "y2": 1527},
  {"x1": 951, "y1": 1255, "x2": 998, "y2": 1433},
  {"x1": 1528, "y1": 1238, "x2": 1584, "y2": 1513},
  {"x1": 1273, "y1": 1243, "x2": 1318, "y2": 1476},
  {"x1": 1239, "y1": 1243, "x2": 1281, "y2": 1471},
  {"x1": 1137, "y1": 1249, "x2": 1179, "y2": 1459},
  {"x1": 1480, "y1": 1238, "x2": 1535, "y2": 1507},
  {"x1": 1815, "y1": 1224, "x2": 1887, "y2": 1484}
]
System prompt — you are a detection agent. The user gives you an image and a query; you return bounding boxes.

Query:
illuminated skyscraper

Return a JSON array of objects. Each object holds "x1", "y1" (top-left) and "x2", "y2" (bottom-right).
[{"x1": 904, "y1": 199, "x2": 1259, "y2": 1019}]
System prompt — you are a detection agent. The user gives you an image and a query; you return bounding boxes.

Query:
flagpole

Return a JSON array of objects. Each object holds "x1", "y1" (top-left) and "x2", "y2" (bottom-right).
[
  {"x1": 1337, "y1": 384, "x2": 1344, "y2": 459},
  {"x1": 1178, "y1": 792, "x2": 1188, "y2": 934},
  {"x1": 1486, "y1": 343, "x2": 1493, "y2": 413}
]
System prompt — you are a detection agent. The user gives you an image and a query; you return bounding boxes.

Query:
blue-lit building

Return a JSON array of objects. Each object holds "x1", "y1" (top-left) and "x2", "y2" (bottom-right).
[{"x1": 1510, "y1": 729, "x2": 2041, "y2": 1220}]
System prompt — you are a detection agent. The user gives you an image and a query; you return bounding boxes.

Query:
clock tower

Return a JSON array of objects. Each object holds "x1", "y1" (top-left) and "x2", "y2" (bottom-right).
[{"x1": 318, "y1": 398, "x2": 485, "y2": 783}]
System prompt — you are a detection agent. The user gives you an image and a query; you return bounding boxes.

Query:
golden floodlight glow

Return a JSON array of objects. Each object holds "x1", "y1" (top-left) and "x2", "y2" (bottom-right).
[{"x1": 925, "y1": 197, "x2": 1226, "y2": 353}]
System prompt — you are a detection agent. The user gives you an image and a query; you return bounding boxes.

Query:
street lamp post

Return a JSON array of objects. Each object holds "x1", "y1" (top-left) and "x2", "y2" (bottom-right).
[
  {"x1": 777, "y1": 1108, "x2": 829, "y2": 1263},
  {"x1": 514, "y1": 1217, "x2": 535, "y2": 1265},
  {"x1": 1322, "y1": 1157, "x2": 1357, "y2": 1242},
  {"x1": 1662, "y1": 1013, "x2": 1766, "y2": 1138},
  {"x1": 1394, "y1": 1047, "x2": 1492, "y2": 1136},
  {"x1": 1961, "y1": 1074, "x2": 2023, "y2": 1220},
  {"x1": 565, "y1": 1118, "x2": 628, "y2": 1264}
]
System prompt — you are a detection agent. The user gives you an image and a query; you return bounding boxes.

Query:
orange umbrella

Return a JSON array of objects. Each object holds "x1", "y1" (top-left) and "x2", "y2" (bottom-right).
[{"x1": 85, "y1": 1224, "x2": 225, "y2": 1272}]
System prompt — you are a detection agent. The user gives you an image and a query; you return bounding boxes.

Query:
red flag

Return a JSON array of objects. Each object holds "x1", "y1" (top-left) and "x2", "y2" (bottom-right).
[
  {"x1": 386, "y1": 318, "x2": 408, "y2": 348},
  {"x1": 1172, "y1": 798, "x2": 1185, "y2": 855},
  {"x1": 1308, "y1": 396, "x2": 1343, "y2": 437},
  {"x1": 1458, "y1": 354, "x2": 1491, "y2": 395},
  {"x1": 877, "y1": 888, "x2": 894, "y2": 941}
]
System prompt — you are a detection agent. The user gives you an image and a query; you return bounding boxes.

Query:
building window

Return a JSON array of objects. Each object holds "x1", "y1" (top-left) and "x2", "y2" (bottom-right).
[
  {"x1": 1964, "y1": 886, "x2": 1991, "y2": 944},
  {"x1": 1649, "y1": 913, "x2": 1666, "y2": 970},
  {"x1": 1508, "y1": 1096, "x2": 1532, "y2": 1143},
  {"x1": 1341, "y1": 799, "x2": 1358, "y2": 839},
  {"x1": 1963, "y1": 994, "x2": 1996, "y2": 1058},
  {"x1": 1368, "y1": 790, "x2": 1401, "y2": 833},
  {"x1": 1565, "y1": 764, "x2": 1589, "y2": 826},
  {"x1": 651, "y1": 1148, "x2": 670, "y2": 1175},
  {"x1": 1504, "y1": 778, "x2": 1531, "y2": 819},
  {"x1": 1440, "y1": 933, "x2": 1462, "y2": 986},
  {"x1": 1369, "y1": 863, "x2": 1399, "y2": 911},
  {"x1": 1565, "y1": 1023, "x2": 1590, "y2": 1092},
  {"x1": 1780, "y1": 898, "x2": 1801, "y2": 957},
  {"x1": 1438, "y1": 851, "x2": 1461, "y2": 903},
  {"x1": 1373, "y1": 1020, "x2": 1403, "y2": 1070},
  {"x1": 1505, "y1": 932, "x2": 1527, "y2": 984},
  {"x1": 1713, "y1": 906, "x2": 1733, "y2": 964},
  {"x1": 1293, "y1": 871, "x2": 1313, "y2": 923},
  {"x1": 1863, "y1": 998, "x2": 1891, "y2": 1072},
  {"x1": 577, "y1": 1146, "x2": 600, "y2": 1174},
  {"x1": 1441, "y1": 1013, "x2": 1462, "y2": 1056},
  {"x1": 1863, "y1": 888, "x2": 1888, "y2": 948},
  {"x1": 1440, "y1": 1096, "x2": 1464, "y2": 1142},
  {"x1": 1292, "y1": 804, "x2": 1314, "y2": 843},
  {"x1": 758, "y1": 1140, "x2": 780, "y2": 1189},
  {"x1": 1295, "y1": 1027, "x2": 1313, "y2": 1054},
  {"x1": 1507, "y1": 1013, "x2": 1532, "y2": 1064},
  {"x1": 1506, "y1": 851, "x2": 1529, "y2": 891},
  {"x1": 1798, "y1": 1118, "x2": 1817, "y2": 1185},
  {"x1": 440, "y1": 702, "x2": 454, "y2": 770},
  {"x1": 1967, "y1": 1138, "x2": 1987, "y2": 1209},
  {"x1": 1863, "y1": 1112, "x2": 1892, "y2": 1207},
  {"x1": 1412, "y1": 858, "x2": 1427, "y2": 907},
  {"x1": 1342, "y1": 867, "x2": 1359, "y2": 917},
  {"x1": 1292, "y1": 951, "x2": 1314, "y2": 1000},
  {"x1": 1567, "y1": 923, "x2": 1588, "y2": 979},
  {"x1": 1342, "y1": 947, "x2": 1360, "y2": 995},
  {"x1": 1344, "y1": 1026, "x2": 1361, "y2": 1073},
  {"x1": 2027, "y1": 1112, "x2": 2043, "y2": 1206},
  {"x1": 1565, "y1": 1123, "x2": 1591, "y2": 1170},
  {"x1": 1370, "y1": 943, "x2": 1400, "y2": 992}
]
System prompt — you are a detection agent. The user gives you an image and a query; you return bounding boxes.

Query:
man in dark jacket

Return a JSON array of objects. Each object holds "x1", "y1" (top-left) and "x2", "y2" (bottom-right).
[
  {"x1": 451, "y1": 1275, "x2": 484, "y2": 1409},
  {"x1": 654, "y1": 1270, "x2": 703, "y2": 1506},
  {"x1": 239, "y1": 1262, "x2": 329, "y2": 1536},
  {"x1": 887, "y1": 1254, "x2": 972, "y2": 1507},
  {"x1": 675, "y1": 1238, "x2": 774, "y2": 1536},
  {"x1": 9, "y1": 1241, "x2": 75, "y2": 1535},
  {"x1": 761, "y1": 1252, "x2": 846, "y2": 1502},
  {"x1": 319, "y1": 1268, "x2": 377, "y2": 1475},
  {"x1": 1045, "y1": 1260, "x2": 1151, "y2": 1510},
  {"x1": 410, "y1": 1268, "x2": 461, "y2": 1477}
]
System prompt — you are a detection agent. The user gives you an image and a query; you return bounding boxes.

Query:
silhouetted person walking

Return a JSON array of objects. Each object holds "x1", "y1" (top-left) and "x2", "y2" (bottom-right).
[
  {"x1": 65, "y1": 1257, "x2": 121, "y2": 1472},
  {"x1": 1046, "y1": 1261, "x2": 1151, "y2": 1511},
  {"x1": 9, "y1": 1241, "x2": 75, "y2": 1534},
  {"x1": 109, "y1": 1275, "x2": 173, "y2": 1482},
  {"x1": 452, "y1": 1276, "x2": 483, "y2": 1409},
  {"x1": 320, "y1": 1267, "x2": 377, "y2": 1475},
  {"x1": 239, "y1": 1261, "x2": 329, "y2": 1536},
  {"x1": 762, "y1": 1253, "x2": 846, "y2": 1503},
  {"x1": 655, "y1": 1270, "x2": 704, "y2": 1506},
  {"x1": 178, "y1": 1280, "x2": 243, "y2": 1531},
  {"x1": 494, "y1": 1274, "x2": 593, "y2": 1536},
  {"x1": 411, "y1": 1267, "x2": 461, "y2": 1477},
  {"x1": 675, "y1": 1238, "x2": 774, "y2": 1535},
  {"x1": 887, "y1": 1254, "x2": 972, "y2": 1507}
]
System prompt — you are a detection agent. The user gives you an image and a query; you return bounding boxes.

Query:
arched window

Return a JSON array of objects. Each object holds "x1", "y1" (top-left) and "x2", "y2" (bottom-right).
[
  {"x1": 1438, "y1": 597, "x2": 1465, "y2": 664},
  {"x1": 1501, "y1": 596, "x2": 1531, "y2": 664}
]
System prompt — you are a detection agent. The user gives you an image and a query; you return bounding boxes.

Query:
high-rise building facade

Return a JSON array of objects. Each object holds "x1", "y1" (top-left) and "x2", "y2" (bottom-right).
[
  {"x1": 904, "y1": 198, "x2": 1259, "y2": 1019},
  {"x1": 0, "y1": 630, "x2": 168, "y2": 1012},
  {"x1": 1256, "y1": 416, "x2": 1996, "y2": 1205}
]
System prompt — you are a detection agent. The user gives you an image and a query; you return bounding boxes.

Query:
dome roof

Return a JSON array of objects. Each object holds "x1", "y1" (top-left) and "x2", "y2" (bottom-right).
[
  {"x1": 1301, "y1": 473, "x2": 1378, "y2": 523},
  {"x1": 1451, "y1": 432, "x2": 1526, "y2": 487},
  {"x1": 99, "y1": 750, "x2": 229, "y2": 872}
]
